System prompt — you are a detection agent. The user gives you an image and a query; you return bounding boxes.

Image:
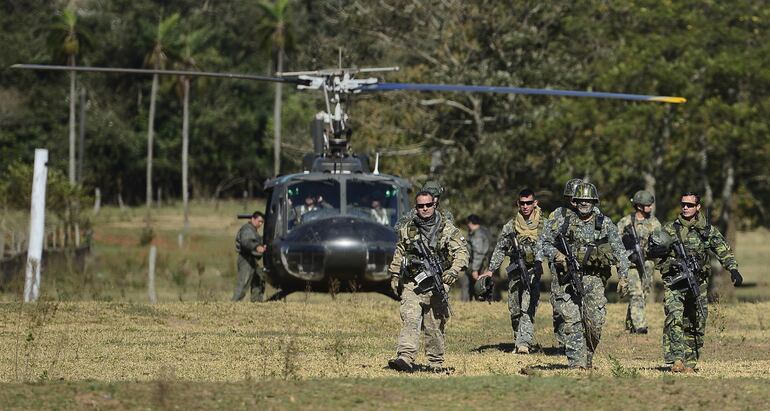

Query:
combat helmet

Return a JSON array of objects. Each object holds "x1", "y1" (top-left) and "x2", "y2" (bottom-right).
[
  {"x1": 573, "y1": 182, "x2": 599, "y2": 202},
  {"x1": 563, "y1": 178, "x2": 584, "y2": 197},
  {"x1": 474, "y1": 276, "x2": 493, "y2": 298},
  {"x1": 421, "y1": 180, "x2": 445, "y2": 199},
  {"x1": 632, "y1": 190, "x2": 655, "y2": 206}
]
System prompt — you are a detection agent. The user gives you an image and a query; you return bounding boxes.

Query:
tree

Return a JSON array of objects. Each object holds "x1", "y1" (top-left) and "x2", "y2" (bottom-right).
[
  {"x1": 176, "y1": 25, "x2": 218, "y2": 241},
  {"x1": 46, "y1": 3, "x2": 91, "y2": 186},
  {"x1": 143, "y1": 12, "x2": 180, "y2": 219},
  {"x1": 257, "y1": 0, "x2": 294, "y2": 176}
]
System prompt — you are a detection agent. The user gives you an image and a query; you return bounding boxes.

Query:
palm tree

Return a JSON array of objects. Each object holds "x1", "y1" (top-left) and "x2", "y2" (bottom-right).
[
  {"x1": 256, "y1": 0, "x2": 294, "y2": 176},
  {"x1": 176, "y1": 28, "x2": 218, "y2": 243},
  {"x1": 143, "y1": 13, "x2": 180, "y2": 218},
  {"x1": 47, "y1": 5, "x2": 90, "y2": 186}
]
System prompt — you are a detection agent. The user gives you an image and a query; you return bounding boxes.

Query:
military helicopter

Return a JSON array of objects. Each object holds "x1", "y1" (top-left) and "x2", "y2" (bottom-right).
[{"x1": 11, "y1": 62, "x2": 685, "y2": 300}]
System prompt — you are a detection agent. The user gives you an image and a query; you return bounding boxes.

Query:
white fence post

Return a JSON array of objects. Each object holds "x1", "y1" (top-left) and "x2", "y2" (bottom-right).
[
  {"x1": 148, "y1": 245, "x2": 158, "y2": 304},
  {"x1": 24, "y1": 149, "x2": 48, "y2": 303}
]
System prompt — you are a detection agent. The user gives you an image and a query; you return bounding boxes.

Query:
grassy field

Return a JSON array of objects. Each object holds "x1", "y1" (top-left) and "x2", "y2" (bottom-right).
[{"x1": 1, "y1": 200, "x2": 769, "y2": 409}]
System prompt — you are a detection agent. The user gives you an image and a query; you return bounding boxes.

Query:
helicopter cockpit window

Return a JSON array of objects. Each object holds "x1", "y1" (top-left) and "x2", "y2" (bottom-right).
[
  {"x1": 287, "y1": 180, "x2": 341, "y2": 230},
  {"x1": 346, "y1": 180, "x2": 399, "y2": 227}
]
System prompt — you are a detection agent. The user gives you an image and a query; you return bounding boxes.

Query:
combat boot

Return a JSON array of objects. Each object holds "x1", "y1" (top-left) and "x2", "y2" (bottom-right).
[
  {"x1": 387, "y1": 357, "x2": 413, "y2": 373},
  {"x1": 634, "y1": 327, "x2": 648, "y2": 334},
  {"x1": 683, "y1": 366, "x2": 696, "y2": 374},
  {"x1": 671, "y1": 360, "x2": 686, "y2": 373},
  {"x1": 516, "y1": 345, "x2": 530, "y2": 354}
]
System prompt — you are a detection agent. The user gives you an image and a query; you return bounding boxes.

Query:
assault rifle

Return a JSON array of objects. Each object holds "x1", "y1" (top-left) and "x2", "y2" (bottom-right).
[
  {"x1": 505, "y1": 232, "x2": 532, "y2": 295},
  {"x1": 413, "y1": 239, "x2": 450, "y2": 307},
  {"x1": 670, "y1": 235, "x2": 706, "y2": 320},
  {"x1": 555, "y1": 233, "x2": 599, "y2": 350},
  {"x1": 628, "y1": 217, "x2": 651, "y2": 290}
]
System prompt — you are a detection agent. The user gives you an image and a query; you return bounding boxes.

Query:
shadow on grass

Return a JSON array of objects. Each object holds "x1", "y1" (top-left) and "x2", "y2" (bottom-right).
[
  {"x1": 639, "y1": 365, "x2": 674, "y2": 373},
  {"x1": 381, "y1": 364, "x2": 455, "y2": 375},
  {"x1": 471, "y1": 343, "x2": 516, "y2": 353},
  {"x1": 523, "y1": 364, "x2": 572, "y2": 371},
  {"x1": 539, "y1": 346, "x2": 565, "y2": 356}
]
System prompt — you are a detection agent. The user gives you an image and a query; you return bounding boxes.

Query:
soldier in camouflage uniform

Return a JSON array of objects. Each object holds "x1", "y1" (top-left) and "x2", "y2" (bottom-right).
[
  {"x1": 617, "y1": 190, "x2": 661, "y2": 334},
  {"x1": 536, "y1": 178, "x2": 583, "y2": 350},
  {"x1": 540, "y1": 183, "x2": 630, "y2": 369},
  {"x1": 232, "y1": 211, "x2": 267, "y2": 302},
  {"x1": 482, "y1": 188, "x2": 545, "y2": 353},
  {"x1": 648, "y1": 192, "x2": 742, "y2": 373},
  {"x1": 463, "y1": 214, "x2": 492, "y2": 302},
  {"x1": 394, "y1": 180, "x2": 454, "y2": 230},
  {"x1": 387, "y1": 190, "x2": 469, "y2": 372}
]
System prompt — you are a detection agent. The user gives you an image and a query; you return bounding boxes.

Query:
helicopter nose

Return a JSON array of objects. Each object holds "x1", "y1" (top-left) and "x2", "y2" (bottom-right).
[{"x1": 280, "y1": 217, "x2": 396, "y2": 282}]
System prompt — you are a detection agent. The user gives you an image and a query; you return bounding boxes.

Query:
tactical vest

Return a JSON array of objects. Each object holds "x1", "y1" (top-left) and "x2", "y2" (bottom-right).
[
  {"x1": 563, "y1": 213, "x2": 615, "y2": 275},
  {"x1": 672, "y1": 219, "x2": 712, "y2": 275},
  {"x1": 402, "y1": 220, "x2": 452, "y2": 276}
]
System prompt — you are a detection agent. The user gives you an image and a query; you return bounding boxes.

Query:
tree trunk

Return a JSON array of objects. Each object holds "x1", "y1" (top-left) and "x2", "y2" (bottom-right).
[
  {"x1": 78, "y1": 87, "x2": 86, "y2": 183},
  {"x1": 182, "y1": 77, "x2": 191, "y2": 236},
  {"x1": 68, "y1": 56, "x2": 77, "y2": 186},
  {"x1": 712, "y1": 156, "x2": 736, "y2": 302},
  {"x1": 273, "y1": 47, "x2": 284, "y2": 176},
  {"x1": 146, "y1": 72, "x2": 159, "y2": 221}
]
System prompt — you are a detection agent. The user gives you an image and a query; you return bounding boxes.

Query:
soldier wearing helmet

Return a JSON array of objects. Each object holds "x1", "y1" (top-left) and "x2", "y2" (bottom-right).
[
  {"x1": 617, "y1": 190, "x2": 662, "y2": 334},
  {"x1": 540, "y1": 182, "x2": 630, "y2": 369},
  {"x1": 535, "y1": 177, "x2": 583, "y2": 351}
]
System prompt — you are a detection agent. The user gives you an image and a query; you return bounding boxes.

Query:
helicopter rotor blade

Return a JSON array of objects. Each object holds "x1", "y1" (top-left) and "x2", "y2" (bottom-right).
[
  {"x1": 361, "y1": 82, "x2": 686, "y2": 104},
  {"x1": 10, "y1": 64, "x2": 311, "y2": 86}
]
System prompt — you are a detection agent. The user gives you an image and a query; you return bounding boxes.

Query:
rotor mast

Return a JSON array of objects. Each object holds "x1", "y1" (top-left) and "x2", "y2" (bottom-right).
[{"x1": 277, "y1": 67, "x2": 400, "y2": 159}]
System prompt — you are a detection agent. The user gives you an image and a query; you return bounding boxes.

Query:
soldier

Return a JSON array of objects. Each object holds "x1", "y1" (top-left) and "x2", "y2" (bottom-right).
[
  {"x1": 537, "y1": 178, "x2": 583, "y2": 350},
  {"x1": 540, "y1": 183, "x2": 630, "y2": 369},
  {"x1": 617, "y1": 190, "x2": 662, "y2": 334},
  {"x1": 647, "y1": 192, "x2": 742, "y2": 373},
  {"x1": 481, "y1": 188, "x2": 546, "y2": 353},
  {"x1": 394, "y1": 180, "x2": 453, "y2": 230},
  {"x1": 387, "y1": 190, "x2": 469, "y2": 372},
  {"x1": 462, "y1": 214, "x2": 492, "y2": 302},
  {"x1": 232, "y1": 211, "x2": 267, "y2": 302}
]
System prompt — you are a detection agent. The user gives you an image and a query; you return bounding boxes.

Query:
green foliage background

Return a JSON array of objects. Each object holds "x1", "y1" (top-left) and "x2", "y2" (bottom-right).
[{"x1": 1, "y1": 0, "x2": 769, "y2": 233}]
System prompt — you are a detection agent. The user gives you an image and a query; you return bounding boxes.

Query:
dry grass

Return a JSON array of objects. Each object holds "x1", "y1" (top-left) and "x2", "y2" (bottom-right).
[{"x1": 1, "y1": 297, "x2": 768, "y2": 383}]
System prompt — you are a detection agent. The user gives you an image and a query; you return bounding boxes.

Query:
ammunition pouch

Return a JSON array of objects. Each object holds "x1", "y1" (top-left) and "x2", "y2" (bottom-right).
[{"x1": 578, "y1": 240, "x2": 615, "y2": 268}]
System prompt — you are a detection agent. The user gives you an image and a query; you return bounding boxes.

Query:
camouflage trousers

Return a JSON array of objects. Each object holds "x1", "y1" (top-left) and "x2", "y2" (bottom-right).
[
  {"x1": 396, "y1": 282, "x2": 450, "y2": 366},
  {"x1": 232, "y1": 256, "x2": 265, "y2": 302},
  {"x1": 508, "y1": 270, "x2": 541, "y2": 349},
  {"x1": 625, "y1": 261, "x2": 654, "y2": 330},
  {"x1": 554, "y1": 274, "x2": 607, "y2": 368},
  {"x1": 663, "y1": 280, "x2": 708, "y2": 368},
  {"x1": 549, "y1": 263, "x2": 565, "y2": 348}
]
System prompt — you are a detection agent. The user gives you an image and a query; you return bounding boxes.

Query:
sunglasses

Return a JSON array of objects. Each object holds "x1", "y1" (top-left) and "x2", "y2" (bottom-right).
[
  {"x1": 415, "y1": 202, "x2": 435, "y2": 210},
  {"x1": 518, "y1": 200, "x2": 535, "y2": 206},
  {"x1": 680, "y1": 202, "x2": 698, "y2": 208}
]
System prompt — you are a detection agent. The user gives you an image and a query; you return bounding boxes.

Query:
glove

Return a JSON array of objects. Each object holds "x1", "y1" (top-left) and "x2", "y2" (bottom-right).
[
  {"x1": 730, "y1": 269, "x2": 743, "y2": 287},
  {"x1": 442, "y1": 270, "x2": 458, "y2": 286},
  {"x1": 617, "y1": 277, "x2": 630, "y2": 297},
  {"x1": 647, "y1": 244, "x2": 670, "y2": 258},
  {"x1": 390, "y1": 275, "x2": 401, "y2": 296},
  {"x1": 532, "y1": 261, "x2": 544, "y2": 276}
]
